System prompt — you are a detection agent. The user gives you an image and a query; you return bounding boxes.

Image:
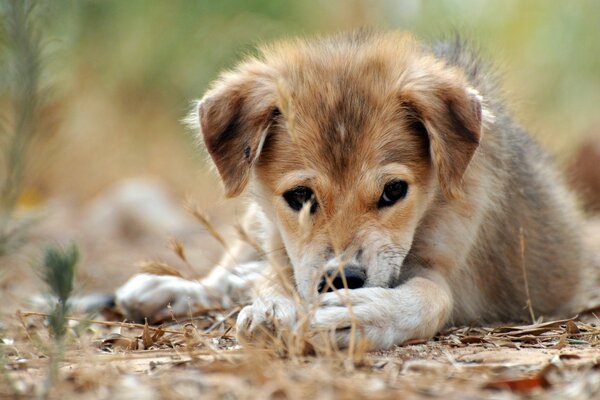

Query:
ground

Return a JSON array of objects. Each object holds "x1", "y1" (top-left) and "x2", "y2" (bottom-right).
[{"x1": 1, "y1": 178, "x2": 600, "y2": 399}]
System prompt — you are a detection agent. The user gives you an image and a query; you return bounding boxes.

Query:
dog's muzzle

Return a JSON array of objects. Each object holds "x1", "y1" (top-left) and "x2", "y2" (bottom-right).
[{"x1": 318, "y1": 265, "x2": 366, "y2": 293}]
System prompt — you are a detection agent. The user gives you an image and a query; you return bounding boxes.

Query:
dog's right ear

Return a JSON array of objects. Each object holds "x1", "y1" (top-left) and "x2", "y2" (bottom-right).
[
  {"x1": 398, "y1": 60, "x2": 488, "y2": 199},
  {"x1": 197, "y1": 65, "x2": 278, "y2": 197}
]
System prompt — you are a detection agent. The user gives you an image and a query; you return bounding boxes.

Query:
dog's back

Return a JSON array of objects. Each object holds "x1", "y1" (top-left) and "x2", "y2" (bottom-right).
[{"x1": 425, "y1": 38, "x2": 586, "y2": 324}]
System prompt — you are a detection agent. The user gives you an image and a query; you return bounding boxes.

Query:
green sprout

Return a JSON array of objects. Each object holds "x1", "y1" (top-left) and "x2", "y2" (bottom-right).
[
  {"x1": 39, "y1": 242, "x2": 78, "y2": 397},
  {"x1": 41, "y1": 243, "x2": 78, "y2": 339}
]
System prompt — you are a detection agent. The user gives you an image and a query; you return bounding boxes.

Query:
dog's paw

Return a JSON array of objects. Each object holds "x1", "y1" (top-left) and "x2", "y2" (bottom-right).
[
  {"x1": 236, "y1": 296, "x2": 297, "y2": 342},
  {"x1": 311, "y1": 288, "x2": 408, "y2": 349},
  {"x1": 115, "y1": 273, "x2": 221, "y2": 323},
  {"x1": 312, "y1": 280, "x2": 452, "y2": 350}
]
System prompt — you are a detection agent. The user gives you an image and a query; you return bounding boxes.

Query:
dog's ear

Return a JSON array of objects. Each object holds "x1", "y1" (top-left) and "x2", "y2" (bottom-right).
[
  {"x1": 197, "y1": 65, "x2": 278, "y2": 197},
  {"x1": 400, "y1": 73, "x2": 484, "y2": 199}
]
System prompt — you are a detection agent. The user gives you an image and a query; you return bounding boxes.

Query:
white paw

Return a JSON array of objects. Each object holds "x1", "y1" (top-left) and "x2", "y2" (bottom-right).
[
  {"x1": 312, "y1": 286, "x2": 449, "y2": 349},
  {"x1": 310, "y1": 288, "x2": 399, "y2": 349},
  {"x1": 114, "y1": 273, "x2": 221, "y2": 323},
  {"x1": 236, "y1": 296, "x2": 297, "y2": 341}
]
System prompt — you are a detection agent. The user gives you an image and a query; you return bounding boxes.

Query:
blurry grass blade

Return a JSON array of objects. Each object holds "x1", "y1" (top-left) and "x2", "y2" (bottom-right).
[
  {"x1": 1, "y1": 0, "x2": 42, "y2": 211},
  {"x1": 186, "y1": 201, "x2": 227, "y2": 249},
  {"x1": 234, "y1": 223, "x2": 265, "y2": 257},
  {"x1": 137, "y1": 260, "x2": 183, "y2": 278},
  {"x1": 168, "y1": 236, "x2": 187, "y2": 262},
  {"x1": 42, "y1": 243, "x2": 78, "y2": 305},
  {"x1": 519, "y1": 227, "x2": 536, "y2": 323},
  {"x1": 0, "y1": 218, "x2": 28, "y2": 256},
  {"x1": 167, "y1": 236, "x2": 200, "y2": 277},
  {"x1": 0, "y1": 0, "x2": 46, "y2": 257}
]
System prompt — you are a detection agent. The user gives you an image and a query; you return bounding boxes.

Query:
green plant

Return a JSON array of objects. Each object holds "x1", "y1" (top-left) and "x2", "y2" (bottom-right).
[
  {"x1": 39, "y1": 243, "x2": 78, "y2": 397},
  {"x1": 41, "y1": 244, "x2": 78, "y2": 338},
  {"x1": 0, "y1": 0, "x2": 44, "y2": 256}
]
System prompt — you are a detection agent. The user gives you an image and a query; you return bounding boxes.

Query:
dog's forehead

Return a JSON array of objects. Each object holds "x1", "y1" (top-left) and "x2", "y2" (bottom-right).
[
  {"x1": 255, "y1": 33, "x2": 431, "y2": 188},
  {"x1": 267, "y1": 81, "x2": 427, "y2": 183},
  {"x1": 259, "y1": 92, "x2": 428, "y2": 191}
]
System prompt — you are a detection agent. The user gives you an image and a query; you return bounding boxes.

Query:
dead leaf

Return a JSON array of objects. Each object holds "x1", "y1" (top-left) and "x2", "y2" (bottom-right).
[
  {"x1": 142, "y1": 320, "x2": 154, "y2": 349},
  {"x1": 99, "y1": 333, "x2": 138, "y2": 351},
  {"x1": 400, "y1": 338, "x2": 428, "y2": 346},
  {"x1": 460, "y1": 336, "x2": 487, "y2": 344},
  {"x1": 492, "y1": 317, "x2": 576, "y2": 335},
  {"x1": 558, "y1": 353, "x2": 581, "y2": 360},
  {"x1": 152, "y1": 325, "x2": 166, "y2": 342},
  {"x1": 485, "y1": 375, "x2": 548, "y2": 392},
  {"x1": 565, "y1": 320, "x2": 580, "y2": 334}
]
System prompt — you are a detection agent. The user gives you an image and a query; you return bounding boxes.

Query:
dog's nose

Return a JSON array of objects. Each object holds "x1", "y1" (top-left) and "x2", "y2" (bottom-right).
[{"x1": 318, "y1": 265, "x2": 366, "y2": 293}]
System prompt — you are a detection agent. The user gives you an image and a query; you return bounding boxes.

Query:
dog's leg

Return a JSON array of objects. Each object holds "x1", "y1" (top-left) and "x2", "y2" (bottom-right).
[
  {"x1": 236, "y1": 271, "x2": 299, "y2": 342},
  {"x1": 115, "y1": 243, "x2": 266, "y2": 323},
  {"x1": 235, "y1": 267, "x2": 452, "y2": 350},
  {"x1": 311, "y1": 269, "x2": 453, "y2": 349},
  {"x1": 115, "y1": 206, "x2": 268, "y2": 323}
]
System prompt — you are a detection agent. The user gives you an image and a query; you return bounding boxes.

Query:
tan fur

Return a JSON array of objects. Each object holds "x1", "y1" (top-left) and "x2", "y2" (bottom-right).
[{"x1": 116, "y1": 31, "x2": 590, "y2": 350}]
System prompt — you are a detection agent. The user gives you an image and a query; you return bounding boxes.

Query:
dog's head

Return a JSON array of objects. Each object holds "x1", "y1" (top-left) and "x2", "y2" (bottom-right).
[{"x1": 195, "y1": 32, "x2": 485, "y2": 300}]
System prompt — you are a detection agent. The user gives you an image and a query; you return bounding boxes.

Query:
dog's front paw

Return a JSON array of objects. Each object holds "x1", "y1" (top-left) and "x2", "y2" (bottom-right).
[
  {"x1": 115, "y1": 273, "x2": 220, "y2": 323},
  {"x1": 312, "y1": 288, "x2": 411, "y2": 350},
  {"x1": 236, "y1": 296, "x2": 297, "y2": 342},
  {"x1": 311, "y1": 278, "x2": 452, "y2": 350},
  {"x1": 313, "y1": 286, "x2": 449, "y2": 349}
]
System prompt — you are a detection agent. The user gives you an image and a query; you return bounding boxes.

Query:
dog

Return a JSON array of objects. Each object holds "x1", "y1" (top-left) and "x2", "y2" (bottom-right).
[{"x1": 115, "y1": 30, "x2": 589, "y2": 350}]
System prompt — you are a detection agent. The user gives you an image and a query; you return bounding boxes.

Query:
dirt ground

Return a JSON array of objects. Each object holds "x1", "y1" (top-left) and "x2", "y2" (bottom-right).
[{"x1": 1, "y1": 178, "x2": 600, "y2": 399}]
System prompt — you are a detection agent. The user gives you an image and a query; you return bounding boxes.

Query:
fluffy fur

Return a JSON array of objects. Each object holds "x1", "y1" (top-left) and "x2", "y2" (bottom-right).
[{"x1": 116, "y1": 31, "x2": 588, "y2": 350}]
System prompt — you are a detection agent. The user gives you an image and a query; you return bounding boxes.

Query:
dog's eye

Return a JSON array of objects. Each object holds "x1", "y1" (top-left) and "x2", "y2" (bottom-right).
[
  {"x1": 283, "y1": 186, "x2": 318, "y2": 213},
  {"x1": 378, "y1": 180, "x2": 408, "y2": 208}
]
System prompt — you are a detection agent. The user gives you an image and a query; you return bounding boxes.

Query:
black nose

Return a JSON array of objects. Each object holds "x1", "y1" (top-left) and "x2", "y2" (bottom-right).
[{"x1": 318, "y1": 265, "x2": 366, "y2": 293}]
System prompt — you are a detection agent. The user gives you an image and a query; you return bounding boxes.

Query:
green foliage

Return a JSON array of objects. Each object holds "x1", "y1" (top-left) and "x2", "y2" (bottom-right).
[
  {"x1": 40, "y1": 1, "x2": 600, "y2": 150},
  {"x1": 0, "y1": 0, "x2": 41, "y2": 210},
  {"x1": 0, "y1": 0, "x2": 44, "y2": 257},
  {"x1": 41, "y1": 243, "x2": 78, "y2": 338},
  {"x1": 38, "y1": 242, "x2": 79, "y2": 397}
]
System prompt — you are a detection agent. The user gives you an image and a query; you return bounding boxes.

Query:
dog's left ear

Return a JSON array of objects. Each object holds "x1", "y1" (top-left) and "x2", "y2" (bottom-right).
[
  {"x1": 196, "y1": 65, "x2": 278, "y2": 197},
  {"x1": 400, "y1": 72, "x2": 485, "y2": 199}
]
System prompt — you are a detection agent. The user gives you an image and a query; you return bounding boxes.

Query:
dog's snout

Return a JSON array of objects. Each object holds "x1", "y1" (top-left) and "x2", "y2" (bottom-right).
[{"x1": 318, "y1": 265, "x2": 366, "y2": 293}]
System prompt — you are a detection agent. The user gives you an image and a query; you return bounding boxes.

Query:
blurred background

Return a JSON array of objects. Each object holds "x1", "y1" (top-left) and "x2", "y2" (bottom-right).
[{"x1": 1, "y1": 0, "x2": 599, "y2": 310}]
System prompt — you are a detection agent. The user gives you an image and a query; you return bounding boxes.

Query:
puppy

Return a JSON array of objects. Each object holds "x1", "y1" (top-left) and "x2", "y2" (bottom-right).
[{"x1": 116, "y1": 31, "x2": 588, "y2": 350}]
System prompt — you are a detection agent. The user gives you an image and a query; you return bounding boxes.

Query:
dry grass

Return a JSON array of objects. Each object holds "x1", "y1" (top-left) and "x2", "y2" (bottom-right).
[
  {"x1": 1, "y1": 205, "x2": 600, "y2": 399},
  {"x1": 1, "y1": 93, "x2": 599, "y2": 398},
  {"x1": 2, "y1": 306, "x2": 600, "y2": 399}
]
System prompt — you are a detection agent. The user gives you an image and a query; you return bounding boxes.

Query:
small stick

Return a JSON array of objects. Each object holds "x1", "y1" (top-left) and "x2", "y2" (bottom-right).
[
  {"x1": 205, "y1": 306, "x2": 241, "y2": 334},
  {"x1": 19, "y1": 311, "x2": 183, "y2": 335}
]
